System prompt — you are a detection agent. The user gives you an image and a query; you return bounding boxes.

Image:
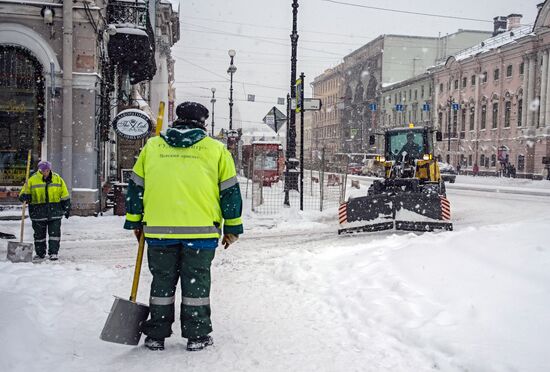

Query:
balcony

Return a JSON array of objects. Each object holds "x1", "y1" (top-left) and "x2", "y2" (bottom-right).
[{"x1": 107, "y1": 0, "x2": 156, "y2": 84}]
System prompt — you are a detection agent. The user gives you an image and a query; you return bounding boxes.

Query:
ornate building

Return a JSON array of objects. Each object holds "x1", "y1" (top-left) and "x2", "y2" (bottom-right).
[
  {"x1": 433, "y1": 4, "x2": 550, "y2": 178},
  {"x1": 0, "y1": 0, "x2": 179, "y2": 213}
]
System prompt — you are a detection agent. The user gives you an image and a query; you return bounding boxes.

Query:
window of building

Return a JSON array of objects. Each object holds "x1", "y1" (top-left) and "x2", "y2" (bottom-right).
[
  {"x1": 454, "y1": 80, "x2": 459, "y2": 90},
  {"x1": 439, "y1": 83, "x2": 443, "y2": 93},
  {"x1": 421, "y1": 85, "x2": 425, "y2": 98},
  {"x1": 409, "y1": 90, "x2": 412, "y2": 101},
  {"x1": 492, "y1": 102, "x2": 498, "y2": 129},
  {"x1": 471, "y1": 75, "x2": 476, "y2": 85},
  {"x1": 469, "y1": 106, "x2": 475, "y2": 130},
  {"x1": 519, "y1": 62, "x2": 524, "y2": 75},
  {"x1": 482, "y1": 71, "x2": 488, "y2": 83},
  {"x1": 481, "y1": 105, "x2": 487, "y2": 129},
  {"x1": 461, "y1": 109, "x2": 466, "y2": 132},
  {"x1": 491, "y1": 154, "x2": 496, "y2": 167},
  {"x1": 494, "y1": 68, "x2": 500, "y2": 81},
  {"x1": 518, "y1": 154, "x2": 525, "y2": 171},
  {"x1": 518, "y1": 99, "x2": 523, "y2": 127},
  {"x1": 468, "y1": 154, "x2": 473, "y2": 166},
  {"x1": 462, "y1": 77, "x2": 467, "y2": 88},
  {"x1": 480, "y1": 154, "x2": 485, "y2": 167},
  {"x1": 0, "y1": 46, "x2": 44, "y2": 186},
  {"x1": 506, "y1": 65, "x2": 513, "y2": 77},
  {"x1": 438, "y1": 112, "x2": 443, "y2": 127},
  {"x1": 414, "y1": 90, "x2": 417, "y2": 100},
  {"x1": 504, "y1": 101, "x2": 511, "y2": 127}
]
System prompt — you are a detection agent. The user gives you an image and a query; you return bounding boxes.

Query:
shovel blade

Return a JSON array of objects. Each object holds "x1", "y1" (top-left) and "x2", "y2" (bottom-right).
[
  {"x1": 7, "y1": 241, "x2": 33, "y2": 263},
  {"x1": 100, "y1": 296, "x2": 149, "y2": 345}
]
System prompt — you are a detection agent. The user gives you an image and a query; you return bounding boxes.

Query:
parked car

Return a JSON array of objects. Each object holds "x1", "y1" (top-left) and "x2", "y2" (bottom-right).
[
  {"x1": 347, "y1": 162, "x2": 363, "y2": 175},
  {"x1": 438, "y1": 162, "x2": 457, "y2": 183}
]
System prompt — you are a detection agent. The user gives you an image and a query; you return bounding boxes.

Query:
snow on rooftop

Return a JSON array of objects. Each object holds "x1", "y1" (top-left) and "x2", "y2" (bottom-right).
[{"x1": 452, "y1": 25, "x2": 532, "y2": 62}]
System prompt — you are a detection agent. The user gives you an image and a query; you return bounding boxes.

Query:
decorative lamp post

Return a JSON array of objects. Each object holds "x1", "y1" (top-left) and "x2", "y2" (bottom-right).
[
  {"x1": 210, "y1": 87, "x2": 216, "y2": 137},
  {"x1": 227, "y1": 49, "x2": 237, "y2": 130}
]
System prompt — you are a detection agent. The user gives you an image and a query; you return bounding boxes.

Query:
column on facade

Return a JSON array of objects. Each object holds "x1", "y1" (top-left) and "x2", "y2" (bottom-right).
[
  {"x1": 522, "y1": 56, "x2": 530, "y2": 128},
  {"x1": 540, "y1": 51, "x2": 549, "y2": 127},
  {"x1": 545, "y1": 50, "x2": 550, "y2": 127},
  {"x1": 526, "y1": 55, "x2": 537, "y2": 127}
]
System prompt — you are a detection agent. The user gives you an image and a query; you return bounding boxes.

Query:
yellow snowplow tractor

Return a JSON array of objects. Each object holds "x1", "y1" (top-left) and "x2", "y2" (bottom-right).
[{"x1": 338, "y1": 126, "x2": 453, "y2": 234}]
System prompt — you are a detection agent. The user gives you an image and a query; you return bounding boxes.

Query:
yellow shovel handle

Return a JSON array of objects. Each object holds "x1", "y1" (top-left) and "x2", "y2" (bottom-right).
[
  {"x1": 20, "y1": 150, "x2": 32, "y2": 243},
  {"x1": 129, "y1": 101, "x2": 165, "y2": 302}
]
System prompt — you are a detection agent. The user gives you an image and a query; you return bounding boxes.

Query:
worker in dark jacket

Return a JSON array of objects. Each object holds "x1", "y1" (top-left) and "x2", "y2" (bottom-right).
[
  {"x1": 124, "y1": 102, "x2": 243, "y2": 351},
  {"x1": 19, "y1": 161, "x2": 71, "y2": 261}
]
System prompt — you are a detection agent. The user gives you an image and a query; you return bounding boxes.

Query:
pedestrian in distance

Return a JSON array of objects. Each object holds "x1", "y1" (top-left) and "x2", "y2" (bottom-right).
[
  {"x1": 124, "y1": 101, "x2": 244, "y2": 352},
  {"x1": 473, "y1": 163, "x2": 479, "y2": 177},
  {"x1": 18, "y1": 160, "x2": 71, "y2": 261}
]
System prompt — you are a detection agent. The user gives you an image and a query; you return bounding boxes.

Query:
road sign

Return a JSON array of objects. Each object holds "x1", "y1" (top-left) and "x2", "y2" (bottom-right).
[
  {"x1": 395, "y1": 104, "x2": 404, "y2": 112},
  {"x1": 422, "y1": 103, "x2": 430, "y2": 112},
  {"x1": 247, "y1": 94, "x2": 255, "y2": 102},
  {"x1": 262, "y1": 106, "x2": 287, "y2": 133},
  {"x1": 452, "y1": 103, "x2": 460, "y2": 111},
  {"x1": 277, "y1": 97, "x2": 285, "y2": 105},
  {"x1": 369, "y1": 103, "x2": 377, "y2": 111},
  {"x1": 303, "y1": 98, "x2": 322, "y2": 111}
]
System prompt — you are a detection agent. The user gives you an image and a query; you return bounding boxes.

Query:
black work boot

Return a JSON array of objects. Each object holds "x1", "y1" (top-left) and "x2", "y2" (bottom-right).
[
  {"x1": 186, "y1": 335, "x2": 213, "y2": 351},
  {"x1": 144, "y1": 336, "x2": 165, "y2": 351}
]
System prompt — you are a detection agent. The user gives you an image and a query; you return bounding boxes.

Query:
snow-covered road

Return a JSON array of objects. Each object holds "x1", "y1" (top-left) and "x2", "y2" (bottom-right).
[{"x1": 1, "y1": 186, "x2": 549, "y2": 372}]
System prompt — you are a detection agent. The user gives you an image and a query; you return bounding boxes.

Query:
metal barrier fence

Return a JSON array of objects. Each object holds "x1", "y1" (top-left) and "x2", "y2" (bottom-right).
[{"x1": 241, "y1": 155, "x2": 348, "y2": 214}]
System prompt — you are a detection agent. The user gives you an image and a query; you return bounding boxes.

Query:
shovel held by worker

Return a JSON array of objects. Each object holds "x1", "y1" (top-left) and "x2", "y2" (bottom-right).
[
  {"x1": 7, "y1": 150, "x2": 33, "y2": 262},
  {"x1": 100, "y1": 102, "x2": 165, "y2": 345}
]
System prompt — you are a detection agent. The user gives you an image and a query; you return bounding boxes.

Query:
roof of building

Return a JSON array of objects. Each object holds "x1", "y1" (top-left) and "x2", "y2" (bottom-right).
[{"x1": 450, "y1": 25, "x2": 533, "y2": 63}]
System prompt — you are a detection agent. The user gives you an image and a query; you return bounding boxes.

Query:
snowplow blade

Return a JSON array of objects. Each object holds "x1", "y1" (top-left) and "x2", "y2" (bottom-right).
[{"x1": 338, "y1": 191, "x2": 452, "y2": 234}]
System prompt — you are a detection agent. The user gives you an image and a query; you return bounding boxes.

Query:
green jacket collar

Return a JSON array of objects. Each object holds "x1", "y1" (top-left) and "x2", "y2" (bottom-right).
[{"x1": 161, "y1": 126, "x2": 207, "y2": 148}]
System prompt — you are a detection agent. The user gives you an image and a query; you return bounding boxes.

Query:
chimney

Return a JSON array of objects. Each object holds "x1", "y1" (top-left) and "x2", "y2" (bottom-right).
[
  {"x1": 493, "y1": 16, "x2": 508, "y2": 36},
  {"x1": 507, "y1": 14, "x2": 523, "y2": 30}
]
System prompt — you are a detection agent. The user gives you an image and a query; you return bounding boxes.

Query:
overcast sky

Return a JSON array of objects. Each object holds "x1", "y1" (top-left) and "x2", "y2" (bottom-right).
[{"x1": 170, "y1": 0, "x2": 540, "y2": 133}]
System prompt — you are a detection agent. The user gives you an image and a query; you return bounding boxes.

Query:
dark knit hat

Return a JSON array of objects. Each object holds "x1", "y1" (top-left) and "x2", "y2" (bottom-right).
[{"x1": 175, "y1": 102, "x2": 209, "y2": 128}]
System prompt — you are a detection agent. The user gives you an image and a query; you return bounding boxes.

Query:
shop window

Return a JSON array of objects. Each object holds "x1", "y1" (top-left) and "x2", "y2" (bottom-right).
[{"x1": 0, "y1": 46, "x2": 44, "y2": 186}]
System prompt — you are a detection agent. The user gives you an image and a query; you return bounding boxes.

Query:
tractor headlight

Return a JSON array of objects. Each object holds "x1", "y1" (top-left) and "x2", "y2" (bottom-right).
[{"x1": 423, "y1": 154, "x2": 432, "y2": 160}]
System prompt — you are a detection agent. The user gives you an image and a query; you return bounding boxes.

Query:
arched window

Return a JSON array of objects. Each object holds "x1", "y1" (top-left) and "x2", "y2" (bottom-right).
[{"x1": 0, "y1": 45, "x2": 44, "y2": 186}]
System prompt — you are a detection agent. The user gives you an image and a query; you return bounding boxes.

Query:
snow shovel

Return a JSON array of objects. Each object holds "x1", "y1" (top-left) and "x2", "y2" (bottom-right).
[
  {"x1": 100, "y1": 233, "x2": 149, "y2": 345},
  {"x1": 7, "y1": 150, "x2": 33, "y2": 263},
  {"x1": 100, "y1": 101, "x2": 165, "y2": 345}
]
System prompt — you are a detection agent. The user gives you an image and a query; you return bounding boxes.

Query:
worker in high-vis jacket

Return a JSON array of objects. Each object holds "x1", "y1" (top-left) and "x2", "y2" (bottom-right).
[
  {"x1": 124, "y1": 101, "x2": 243, "y2": 352},
  {"x1": 19, "y1": 160, "x2": 71, "y2": 261}
]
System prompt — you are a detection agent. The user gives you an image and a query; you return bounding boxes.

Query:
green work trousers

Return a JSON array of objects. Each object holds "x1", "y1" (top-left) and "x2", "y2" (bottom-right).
[
  {"x1": 31, "y1": 219, "x2": 62, "y2": 256},
  {"x1": 142, "y1": 244, "x2": 216, "y2": 340}
]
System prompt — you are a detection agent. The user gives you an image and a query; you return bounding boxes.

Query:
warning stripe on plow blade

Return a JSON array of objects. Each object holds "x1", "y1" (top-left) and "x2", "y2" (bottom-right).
[
  {"x1": 440, "y1": 196, "x2": 451, "y2": 220},
  {"x1": 338, "y1": 203, "x2": 348, "y2": 224}
]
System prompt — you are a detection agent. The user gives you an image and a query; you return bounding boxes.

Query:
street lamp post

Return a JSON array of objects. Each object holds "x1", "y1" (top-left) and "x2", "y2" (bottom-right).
[
  {"x1": 210, "y1": 87, "x2": 216, "y2": 137},
  {"x1": 227, "y1": 49, "x2": 237, "y2": 130}
]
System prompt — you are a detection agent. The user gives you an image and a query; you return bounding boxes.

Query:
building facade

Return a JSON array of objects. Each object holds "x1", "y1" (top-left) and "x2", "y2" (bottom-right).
[
  {"x1": 0, "y1": 0, "x2": 179, "y2": 212},
  {"x1": 380, "y1": 73, "x2": 434, "y2": 130},
  {"x1": 434, "y1": 5, "x2": 550, "y2": 178},
  {"x1": 310, "y1": 30, "x2": 491, "y2": 161}
]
